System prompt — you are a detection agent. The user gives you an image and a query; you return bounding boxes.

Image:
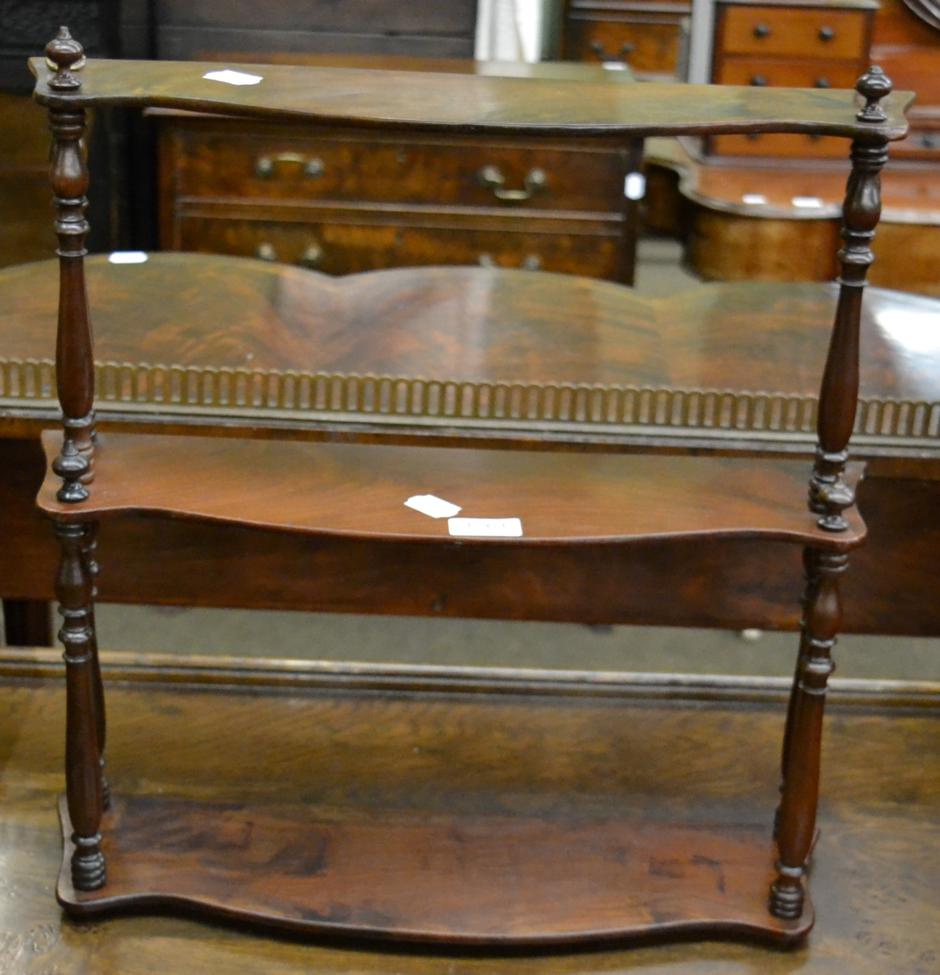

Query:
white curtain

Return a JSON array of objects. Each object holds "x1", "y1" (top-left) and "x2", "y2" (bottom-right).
[{"x1": 475, "y1": 0, "x2": 547, "y2": 62}]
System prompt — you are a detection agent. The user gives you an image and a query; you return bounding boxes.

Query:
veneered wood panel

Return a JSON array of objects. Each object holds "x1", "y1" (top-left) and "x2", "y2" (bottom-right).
[
  {"x1": 37, "y1": 430, "x2": 866, "y2": 549},
  {"x1": 174, "y1": 214, "x2": 623, "y2": 277},
  {"x1": 3, "y1": 439, "x2": 938, "y2": 633},
  {"x1": 167, "y1": 121, "x2": 626, "y2": 212},
  {"x1": 57, "y1": 795, "x2": 809, "y2": 943},
  {"x1": 28, "y1": 58, "x2": 912, "y2": 141}
]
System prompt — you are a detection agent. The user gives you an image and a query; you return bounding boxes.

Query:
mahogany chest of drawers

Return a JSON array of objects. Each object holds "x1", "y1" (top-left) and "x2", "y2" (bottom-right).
[
  {"x1": 560, "y1": 0, "x2": 691, "y2": 78},
  {"x1": 156, "y1": 62, "x2": 643, "y2": 283},
  {"x1": 710, "y1": 0, "x2": 877, "y2": 157}
]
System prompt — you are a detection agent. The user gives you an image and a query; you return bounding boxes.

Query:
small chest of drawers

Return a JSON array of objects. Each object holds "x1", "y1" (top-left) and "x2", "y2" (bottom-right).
[
  {"x1": 710, "y1": 0, "x2": 877, "y2": 157},
  {"x1": 156, "y1": 63, "x2": 643, "y2": 283},
  {"x1": 561, "y1": 0, "x2": 692, "y2": 78}
]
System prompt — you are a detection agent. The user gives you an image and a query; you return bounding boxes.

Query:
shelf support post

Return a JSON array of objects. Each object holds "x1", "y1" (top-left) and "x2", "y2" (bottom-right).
[
  {"x1": 775, "y1": 546, "x2": 817, "y2": 839},
  {"x1": 809, "y1": 66, "x2": 891, "y2": 531},
  {"x1": 770, "y1": 547, "x2": 845, "y2": 919},
  {"x1": 46, "y1": 26, "x2": 95, "y2": 504},
  {"x1": 56, "y1": 519, "x2": 106, "y2": 891}
]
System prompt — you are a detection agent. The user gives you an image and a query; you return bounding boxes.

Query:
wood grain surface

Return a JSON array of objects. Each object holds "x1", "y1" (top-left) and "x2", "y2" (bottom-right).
[
  {"x1": 28, "y1": 57, "x2": 913, "y2": 140},
  {"x1": 56, "y1": 796, "x2": 810, "y2": 944},
  {"x1": 10, "y1": 434, "x2": 935, "y2": 631},
  {"x1": 2, "y1": 255, "x2": 937, "y2": 432},
  {"x1": 0, "y1": 674, "x2": 936, "y2": 971},
  {"x1": 36, "y1": 429, "x2": 866, "y2": 549}
]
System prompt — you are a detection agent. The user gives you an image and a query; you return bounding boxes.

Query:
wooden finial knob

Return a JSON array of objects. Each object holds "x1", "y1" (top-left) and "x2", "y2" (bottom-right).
[
  {"x1": 855, "y1": 65, "x2": 892, "y2": 123},
  {"x1": 45, "y1": 26, "x2": 86, "y2": 91}
]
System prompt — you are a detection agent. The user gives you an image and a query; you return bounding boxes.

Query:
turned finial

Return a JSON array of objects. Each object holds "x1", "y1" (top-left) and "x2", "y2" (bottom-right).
[
  {"x1": 855, "y1": 65, "x2": 892, "y2": 123},
  {"x1": 45, "y1": 26, "x2": 86, "y2": 91}
]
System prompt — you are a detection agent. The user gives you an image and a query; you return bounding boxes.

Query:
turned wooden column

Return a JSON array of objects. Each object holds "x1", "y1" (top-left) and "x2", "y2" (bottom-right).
[
  {"x1": 771, "y1": 549, "x2": 844, "y2": 918},
  {"x1": 46, "y1": 27, "x2": 96, "y2": 504},
  {"x1": 775, "y1": 547, "x2": 817, "y2": 838},
  {"x1": 809, "y1": 66, "x2": 891, "y2": 532},
  {"x1": 56, "y1": 520, "x2": 106, "y2": 891},
  {"x1": 772, "y1": 66, "x2": 893, "y2": 921}
]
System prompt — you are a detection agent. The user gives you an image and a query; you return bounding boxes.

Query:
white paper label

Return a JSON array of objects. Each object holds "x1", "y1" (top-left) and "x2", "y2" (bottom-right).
[
  {"x1": 108, "y1": 251, "x2": 148, "y2": 264},
  {"x1": 741, "y1": 193, "x2": 767, "y2": 205},
  {"x1": 448, "y1": 517, "x2": 523, "y2": 538},
  {"x1": 404, "y1": 494, "x2": 462, "y2": 519},
  {"x1": 202, "y1": 69, "x2": 264, "y2": 87},
  {"x1": 624, "y1": 172, "x2": 646, "y2": 201},
  {"x1": 602, "y1": 62, "x2": 628, "y2": 71},
  {"x1": 792, "y1": 196, "x2": 824, "y2": 209}
]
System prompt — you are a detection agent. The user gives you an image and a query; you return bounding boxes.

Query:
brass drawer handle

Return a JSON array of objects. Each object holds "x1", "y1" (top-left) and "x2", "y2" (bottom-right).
[
  {"x1": 818, "y1": 25, "x2": 835, "y2": 42},
  {"x1": 478, "y1": 253, "x2": 542, "y2": 271},
  {"x1": 255, "y1": 242, "x2": 323, "y2": 269},
  {"x1": 254, "y1": 153, "x2": 325, "y2": 179},
  {"x1": 589, "y1": 40, "x2": 635, "y2": 65},
  {"x1": 477, "y1": 165, "x2": 548, "y2": 203},
  {"x1": 753, "y1": 22, "x2": 772, "y2": 38}
]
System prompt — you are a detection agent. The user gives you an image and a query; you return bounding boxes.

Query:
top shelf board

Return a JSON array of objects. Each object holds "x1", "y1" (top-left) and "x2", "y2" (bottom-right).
[{"x1": 29, "y1": 57, "x2": 913, "y2": 141}]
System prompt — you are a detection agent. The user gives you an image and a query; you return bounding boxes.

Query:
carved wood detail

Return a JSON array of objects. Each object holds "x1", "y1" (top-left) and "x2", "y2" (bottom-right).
[
  {"x1": 3, "y1": 357, "x2": 938, "y2": 444},
  {"x1": 46, "y1": 28, "x2": 95, "y2": 504},
  {"x1": 810, "y1": 68, "x2": 892, "y2": 531}
]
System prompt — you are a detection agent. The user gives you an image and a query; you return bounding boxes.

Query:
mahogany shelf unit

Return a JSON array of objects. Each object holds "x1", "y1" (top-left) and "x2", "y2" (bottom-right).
[{"x1": 27, "y1": 29, "x2": 911, "y2": 948}]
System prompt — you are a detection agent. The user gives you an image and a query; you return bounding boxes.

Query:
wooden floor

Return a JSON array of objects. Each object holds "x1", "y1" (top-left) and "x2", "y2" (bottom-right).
[{"x1": 0, "y1": 660, "x2": 937, "y2": 973}]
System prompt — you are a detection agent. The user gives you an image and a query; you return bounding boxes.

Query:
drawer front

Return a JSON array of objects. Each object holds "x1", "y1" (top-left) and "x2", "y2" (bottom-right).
[
  {"x1": 719, "y1": 6, "x2": 868, "y2": 60},
  {"x1": 174, "y1": 216, "x2": 622, "y2": 280},
  {"x1": 711, "y1": 132, "x2": 848, "y2": 158},
  {"x1": 716, "y1": 58, "x2": 860, "y2": 91},
  {"x1": 165, "y1": 124, "x2": 626, "y2": 214},
  {"x1": 711, "y1": 58, "x2": 860, "y2": 158},
  {"x1": 563, "y1": 18, "x2": 685, "y2": 74}
]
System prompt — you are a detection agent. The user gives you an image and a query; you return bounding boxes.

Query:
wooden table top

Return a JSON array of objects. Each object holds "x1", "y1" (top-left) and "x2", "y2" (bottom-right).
[
  {"x1": 1, "y1": 254, "x2": 937, "y2": 452},
  {"x1": 0, "y1": 666, "x2": 936, "y2": 972}
]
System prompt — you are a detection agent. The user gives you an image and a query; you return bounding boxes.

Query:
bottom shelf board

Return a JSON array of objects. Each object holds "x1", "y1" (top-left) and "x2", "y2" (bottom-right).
[{"x1": 57, "y1": 795, "x2": 813, "y2": 946}]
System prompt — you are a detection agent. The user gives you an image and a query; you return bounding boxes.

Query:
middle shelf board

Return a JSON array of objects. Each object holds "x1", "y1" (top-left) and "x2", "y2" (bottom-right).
[{"x1": 38, "y1": 429, "x2": 865, "y2": 549}]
